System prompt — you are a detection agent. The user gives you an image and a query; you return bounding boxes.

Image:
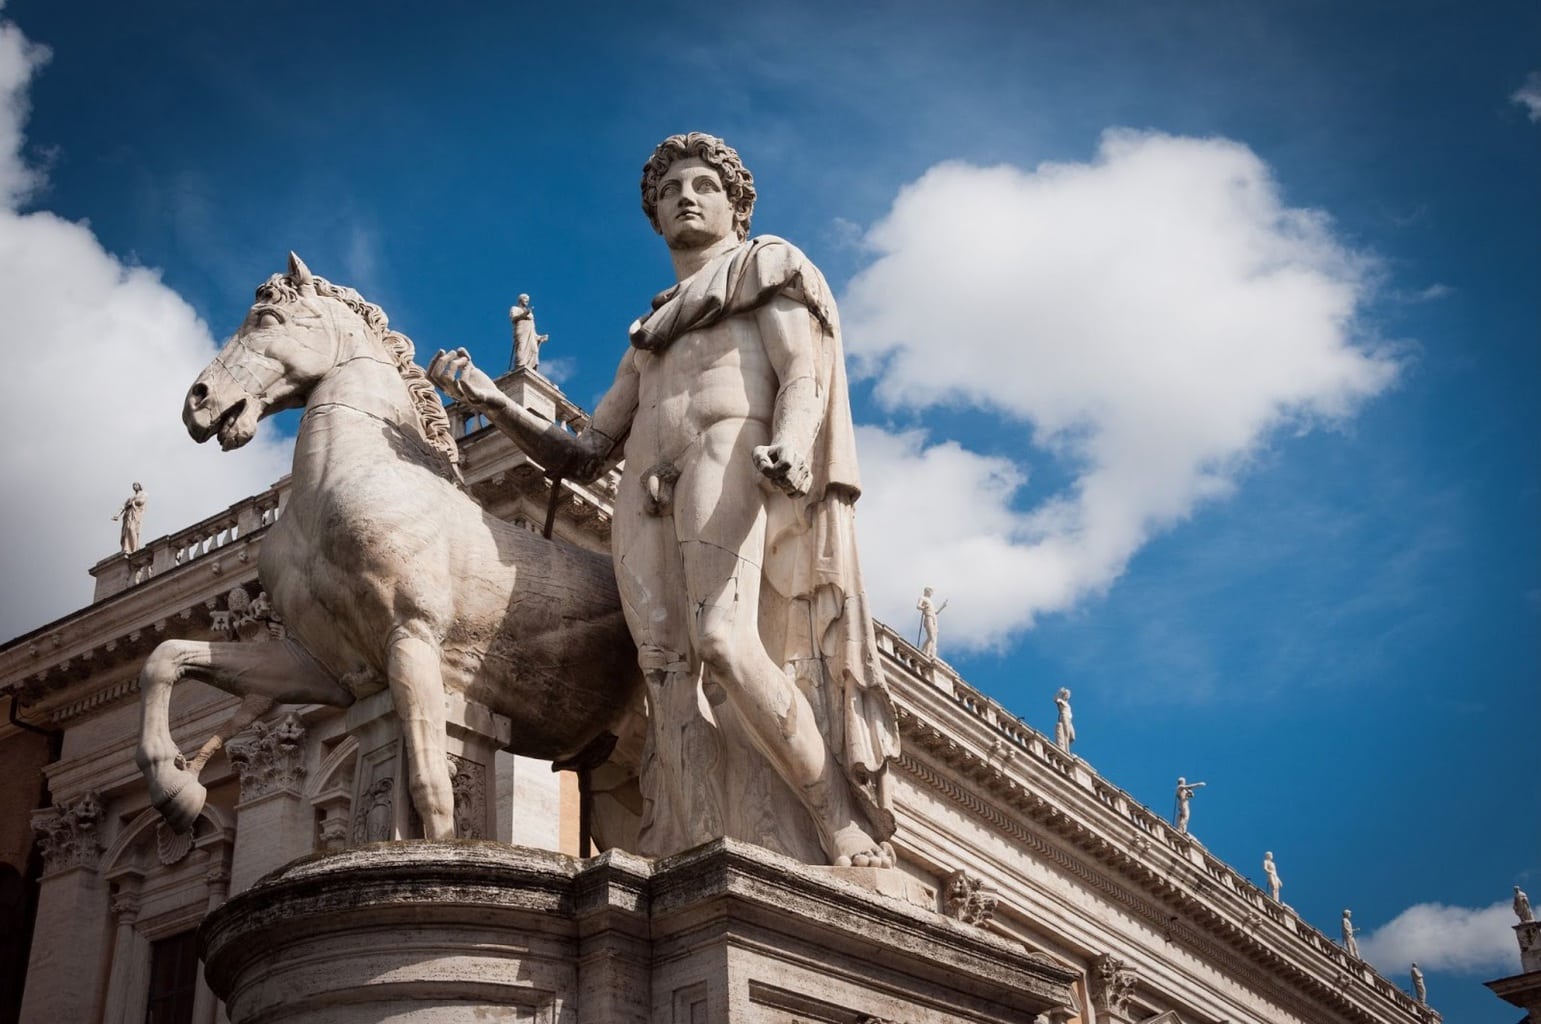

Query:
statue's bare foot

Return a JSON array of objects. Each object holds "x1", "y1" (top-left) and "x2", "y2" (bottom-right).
[{"x1": 829, "y1": 823, "x2": 895, "y2": 868}]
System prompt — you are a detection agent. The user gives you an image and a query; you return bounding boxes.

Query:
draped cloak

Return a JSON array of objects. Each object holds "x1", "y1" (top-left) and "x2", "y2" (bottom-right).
[{"x1": 629, "y1": 235, "x2": 900, "y2": 843}]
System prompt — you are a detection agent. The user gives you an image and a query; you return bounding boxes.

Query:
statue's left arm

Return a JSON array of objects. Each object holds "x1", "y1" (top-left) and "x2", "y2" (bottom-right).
[{"x1": 752, "y1": 294, "x2": 823, "y2": 496}]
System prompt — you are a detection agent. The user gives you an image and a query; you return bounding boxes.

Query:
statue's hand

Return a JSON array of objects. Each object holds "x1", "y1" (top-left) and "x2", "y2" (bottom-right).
[
  {"x1": 753, "y1": 444, "x2": 812, "y2": 497},
  {"x1": 428, "y1": 348, "x2": 501, "y2": 408}
]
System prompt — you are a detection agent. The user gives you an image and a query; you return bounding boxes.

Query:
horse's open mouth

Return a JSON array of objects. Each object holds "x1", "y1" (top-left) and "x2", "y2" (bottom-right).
[{"x1": 213, "y1": 398, "x2": 254, "y2": 450}]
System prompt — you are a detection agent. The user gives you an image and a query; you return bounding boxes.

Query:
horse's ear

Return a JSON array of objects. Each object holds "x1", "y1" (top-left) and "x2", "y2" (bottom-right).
[{"x1": 288, "y1": 251, "x2": 316, "y2": 295}]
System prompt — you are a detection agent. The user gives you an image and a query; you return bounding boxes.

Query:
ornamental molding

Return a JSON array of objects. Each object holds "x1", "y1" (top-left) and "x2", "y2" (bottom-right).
[
  {"x1": 227, "y1": 712, "x2": 307, "y2": 800},
  {"x1": 942, "y1": 868, "x2": 999, "y2": 927},
  {"x1": 893, "y1": 717, "x2": 1425, "y2": 1024},
  {"x1": 32, "y1": 791, "x2": 104, "y2": 874},
  {"x1": 1089, "y1": 952, "x2": 1139, "y2": 1021}
]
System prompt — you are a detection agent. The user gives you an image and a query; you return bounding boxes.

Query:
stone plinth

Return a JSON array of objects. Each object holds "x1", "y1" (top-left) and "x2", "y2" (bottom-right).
[
  {"x1": 201, "y1": 839, "x2": 1076, "y2": 1024},
  {"x1": 1485, "y1": 921, "x2": 1541, "y2": 1020}
]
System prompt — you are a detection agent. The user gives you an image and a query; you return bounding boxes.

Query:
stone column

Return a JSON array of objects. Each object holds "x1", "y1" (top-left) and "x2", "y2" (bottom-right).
[
  {"x1": 20, "y1": 793, "x2": 110, "y2": 1024},
  {"x1": 193, "y1": 860, "x2": 232, "y2": 1024},
  {"x1": 101, "y1": 878, "x2": 150, "y2": 1024},
  {"x1": 1088, "y1": 952, "x2": 1140, "y2": 1024},
  {"x1": 227, "y1": 713, "x2": 310, "y2": 894}
]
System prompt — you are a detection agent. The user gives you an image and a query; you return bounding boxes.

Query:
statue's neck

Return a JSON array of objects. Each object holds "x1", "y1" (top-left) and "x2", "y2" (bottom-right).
[{"x1": 668, "y1": 233, "x2": 741, "y2": 281}]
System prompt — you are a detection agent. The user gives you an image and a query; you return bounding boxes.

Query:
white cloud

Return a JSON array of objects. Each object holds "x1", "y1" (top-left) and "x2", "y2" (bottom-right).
[
  {"x1": 1513, "y1": 72, "x2": 1541, "y2": 122},
  {"x1": 0, "y1": 16, "x2": 291, "y2": 639},
  {"x1": 1359, "y1": 901, "x2": 1521, "y2": 975},
  {"x1": 844, "y1": 130, "x2": 1398, "y2": 648}
]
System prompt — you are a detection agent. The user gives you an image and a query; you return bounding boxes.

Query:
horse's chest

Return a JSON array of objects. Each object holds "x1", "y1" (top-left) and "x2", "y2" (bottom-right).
[{"x1": 258, "y1": 511, "x2": 401, "y2": 672}]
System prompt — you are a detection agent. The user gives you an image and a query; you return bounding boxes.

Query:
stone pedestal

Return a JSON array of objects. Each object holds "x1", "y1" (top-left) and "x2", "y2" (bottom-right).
[
  {"x1": 1486, "y1": 921, "x2": 1541, "y2": 1021},
  {"x1": 346, "y1": 691, "x2": 509, "y2": 843},
  {"x1": 201, "y1": 839, "x2": 1075, "y2": 1024}
]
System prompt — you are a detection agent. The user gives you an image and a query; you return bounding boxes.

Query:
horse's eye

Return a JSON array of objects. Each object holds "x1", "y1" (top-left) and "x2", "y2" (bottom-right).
[{"x1": 257, "y1": 310, "x2": 283, "y2": 328}]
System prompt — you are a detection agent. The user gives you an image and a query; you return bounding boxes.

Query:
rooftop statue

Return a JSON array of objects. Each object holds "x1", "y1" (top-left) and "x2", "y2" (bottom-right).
[
  {"x1": 1517, "y1": 885, "x2": 1534, "y2": 923},
  {"x1": 1263, "y1": 850, "x2": 1282, "y2": 902},
  {"x1": 111, "y1": 481, "x2": 147, "y2": 554},
  {"x1": 508, "y1": 292, "x2": 549, "y2": 373},
  {"x1": 1173, "y1": 776, "x2": 1205, "y2": 834},
  {"x1": 429, "y1": 132, "x2": 898, "y2": 868},
  {"x1": 134, "y1": 253, "x2": 642, "y2": 845},
  {"x1": 1054, "y1": 687, "x2": 1075, "y2": 752},
  {"x1": 1341, "y1": 908, "x2": 1360, "y2": 957},
  {"x1": 1410, "y1": 963, "x2": 1425, "y2": 1004},
  {"x1": 916, "y1": 586, "x2": 946, "y2": 661}
]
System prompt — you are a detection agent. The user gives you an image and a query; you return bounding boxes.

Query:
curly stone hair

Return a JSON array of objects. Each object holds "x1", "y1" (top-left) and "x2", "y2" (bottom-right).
[{"x1": 640, "y1": 132, "x2": 757, "y2": 241}]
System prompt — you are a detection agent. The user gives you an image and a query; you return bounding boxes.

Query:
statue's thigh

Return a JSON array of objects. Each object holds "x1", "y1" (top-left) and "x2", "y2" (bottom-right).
[
  {"x1": 613, "y1": 507, "x2": 691, "y2": 656},
  {"x1": 674, "y1": 457, "x2": 770, "y2": 640}
]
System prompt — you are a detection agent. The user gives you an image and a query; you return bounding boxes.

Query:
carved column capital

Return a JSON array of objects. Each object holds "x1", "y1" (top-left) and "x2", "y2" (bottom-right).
[
  {"x1": 942, "y1": 868, "x2": 999, "y2": 927},
  {"x1": 31, "y1": 791, "x2": 104, "y2": 874},
  {"x1": 1088, "y1": 952, "x2": 1139, "y2": 1022},
  {"x1": 227, "y1": 711, "x2": 307, "y2": 801}
]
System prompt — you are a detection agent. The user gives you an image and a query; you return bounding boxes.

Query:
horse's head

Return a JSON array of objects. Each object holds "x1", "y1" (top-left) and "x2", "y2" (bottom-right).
[{"x1": 184, "y1": 252, "x2": 362, "y2": 450}]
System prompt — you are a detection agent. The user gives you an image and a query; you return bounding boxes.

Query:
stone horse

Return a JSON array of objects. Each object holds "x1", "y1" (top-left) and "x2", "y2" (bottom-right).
[{"x1": 135, "y1": 253, "x2": 641, "y2": 844}]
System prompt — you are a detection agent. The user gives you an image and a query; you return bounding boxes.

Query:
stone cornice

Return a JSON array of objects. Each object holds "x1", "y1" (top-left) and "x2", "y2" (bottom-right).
[{"x1": 877, "y1": 624, "x2": 1432, "y2": 1024}]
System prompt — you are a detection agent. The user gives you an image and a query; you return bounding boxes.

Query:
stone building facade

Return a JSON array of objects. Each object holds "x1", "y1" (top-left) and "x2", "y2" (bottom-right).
[{"x1": 0, "y1": 372, "x2": 1437, "y2": 1024}]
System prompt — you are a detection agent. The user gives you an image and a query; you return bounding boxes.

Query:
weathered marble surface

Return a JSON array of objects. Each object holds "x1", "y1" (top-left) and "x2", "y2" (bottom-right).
[
  {"x1": 199, "y1": 838, "x2": 1075, "y2": 1024},
  {"x1": 135, "y1": 254, "x2": 643, "y2": 850},
  {"x1": 429, "y1": 133, "x2": 899, "y2": 869}
]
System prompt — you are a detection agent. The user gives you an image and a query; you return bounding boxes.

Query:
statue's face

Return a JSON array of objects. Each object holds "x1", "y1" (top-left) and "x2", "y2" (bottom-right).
[{"x1": 656, "y1": 157, "x2": 735, "y2": 249}]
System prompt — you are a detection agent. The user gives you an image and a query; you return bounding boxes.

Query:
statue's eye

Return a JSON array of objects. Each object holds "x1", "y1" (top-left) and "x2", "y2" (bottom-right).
[
  {"x1": 256, "y1": 309, "x2": 284, "y2": 328},
  {"x1": 659, "y1": 181, "x2": 679, "y2": 198}
]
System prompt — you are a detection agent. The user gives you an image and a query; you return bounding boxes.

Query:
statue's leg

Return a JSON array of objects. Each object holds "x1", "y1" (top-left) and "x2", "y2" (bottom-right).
[
  {"x1": 136, "y1": 637, "x2": 351, "y2": 833},
  {"x1": 614, "y1": 500, "x2": 725, "y2": 856},
  {"x1": 384, "y1": 626, "x2": 455, "y2": 840},
  {"x1": 674, "y1": 449, "x2": 890, "y2": 868}
]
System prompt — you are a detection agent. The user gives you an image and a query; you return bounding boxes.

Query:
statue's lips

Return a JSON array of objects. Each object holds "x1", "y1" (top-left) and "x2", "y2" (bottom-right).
[{"x1": 202, "y1": 397, "x2": 256, "y2": 450}]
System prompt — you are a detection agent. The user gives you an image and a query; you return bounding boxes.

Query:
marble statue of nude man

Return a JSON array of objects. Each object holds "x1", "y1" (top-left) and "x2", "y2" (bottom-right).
[{"x1": 429, "y1": 133, "x2": 898, "y2": 868}]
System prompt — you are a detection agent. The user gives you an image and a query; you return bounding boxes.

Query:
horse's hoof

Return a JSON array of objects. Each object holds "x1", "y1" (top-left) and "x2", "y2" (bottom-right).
[{"x1": 154, "y1": 770, "x2": 208, "y2": 834}]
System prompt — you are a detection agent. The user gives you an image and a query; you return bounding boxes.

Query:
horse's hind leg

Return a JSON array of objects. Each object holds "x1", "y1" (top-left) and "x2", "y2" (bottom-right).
[
  {"x1": 136, "y1": 637, "x2": 352, "y2": 833},
  {"x1": 385, "y1": 627, "x2": 455, "y2": 840}
]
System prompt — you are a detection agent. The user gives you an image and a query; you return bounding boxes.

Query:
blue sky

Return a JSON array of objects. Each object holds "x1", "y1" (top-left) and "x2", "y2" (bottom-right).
[{"x1": 0, "y1": 1, "x2": 1535, "y2": 1017}]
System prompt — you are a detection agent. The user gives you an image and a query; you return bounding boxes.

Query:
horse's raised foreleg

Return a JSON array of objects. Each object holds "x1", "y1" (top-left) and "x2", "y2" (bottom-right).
[
  {"x1": 385, "y1": 626, "x2": 455, "y2": 840},
  {"x1": 136, "y1": 637, "x2": 353, "y2": 833}
]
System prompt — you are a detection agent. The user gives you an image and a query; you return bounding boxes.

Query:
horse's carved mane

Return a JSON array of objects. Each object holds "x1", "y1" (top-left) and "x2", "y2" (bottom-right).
[{"x1": 256, "y1": 272, "x2": 461, "y2": 475}]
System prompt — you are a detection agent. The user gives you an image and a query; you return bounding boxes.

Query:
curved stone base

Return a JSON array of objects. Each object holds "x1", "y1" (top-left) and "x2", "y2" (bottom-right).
[{"x1": 201, "y1": 839, "x2": 1075, "y2": 1024}]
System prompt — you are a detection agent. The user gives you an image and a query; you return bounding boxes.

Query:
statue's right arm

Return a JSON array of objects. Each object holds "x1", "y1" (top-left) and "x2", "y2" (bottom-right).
[
  {"x1": 428, "y1": 346, "x2": 635, "y2": 482},
  {"x1": 570, "y1": 349, "x2": 638, "y2": 482}
]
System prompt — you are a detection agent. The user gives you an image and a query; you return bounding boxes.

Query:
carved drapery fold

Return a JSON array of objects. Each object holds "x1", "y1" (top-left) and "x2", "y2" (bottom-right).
[
  {"x1": 32, "y1": 791, "x2": 104, "y2": 874},
  {"x1": 227, "y1": 712, "x2": 307, "y2": 800}
]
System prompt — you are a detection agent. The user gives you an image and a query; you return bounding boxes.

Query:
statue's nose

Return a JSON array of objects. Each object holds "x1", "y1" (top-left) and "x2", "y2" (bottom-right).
[{"x1": 187, "y1": 381, "x2": 209, "y2": 411}]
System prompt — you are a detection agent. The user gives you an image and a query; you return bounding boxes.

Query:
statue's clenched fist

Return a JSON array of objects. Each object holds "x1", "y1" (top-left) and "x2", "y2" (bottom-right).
[{"x1": 752, "y1": 443, "x2": 812, "y2": 497}]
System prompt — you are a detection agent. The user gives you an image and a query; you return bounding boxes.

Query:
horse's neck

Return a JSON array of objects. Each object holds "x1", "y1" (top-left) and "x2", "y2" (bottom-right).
[{"x1": 293, "y1": 336, "x2": 426, "y2": 480}]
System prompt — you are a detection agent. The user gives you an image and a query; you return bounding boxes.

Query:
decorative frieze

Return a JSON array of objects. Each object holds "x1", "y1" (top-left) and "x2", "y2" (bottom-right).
[
  {"x1": 942, "y1": 868, "x2": 999, "y2": 926},
  {"x1": 32, "y1": 791, "x2": 104, "y2": 874},
  {"x1": 227, "y1": 712, "x2": 307, "y2": 800},
  {"x1": 209, "y1": 586, "x2": 285, "y2": 642}
]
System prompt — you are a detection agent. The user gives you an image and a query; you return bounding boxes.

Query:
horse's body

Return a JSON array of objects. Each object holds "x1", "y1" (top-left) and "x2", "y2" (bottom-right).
[{"x1": 136, "y1": 255, "x2": 640, "y2": 842}]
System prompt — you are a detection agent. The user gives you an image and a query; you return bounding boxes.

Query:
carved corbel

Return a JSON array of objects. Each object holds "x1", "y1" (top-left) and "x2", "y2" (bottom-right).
[
  {"x1": 227, "y1": 712, "x2": 307, "y2": 800},
  {"x1": 1088, "y1": 952, "x2": 1139, "y2": 1023},
  {"x1": 31, "y1": 791, "x2": 105, "y2": 874}
]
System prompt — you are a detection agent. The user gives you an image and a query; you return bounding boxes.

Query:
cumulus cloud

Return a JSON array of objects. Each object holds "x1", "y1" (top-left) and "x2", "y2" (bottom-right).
[
  {"x1": 845, "y1": 131, "x2": 1398, "y2": 647},
  {"x1": 1513, "y1": 72, "x2": 1541, "y2": 122},
  {"x1": 1359, "y1": 901, "x2": 1521, "y2": 975},
  {"x1": 0, "y1": 16, "x2": 290, "y2": 639}
]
